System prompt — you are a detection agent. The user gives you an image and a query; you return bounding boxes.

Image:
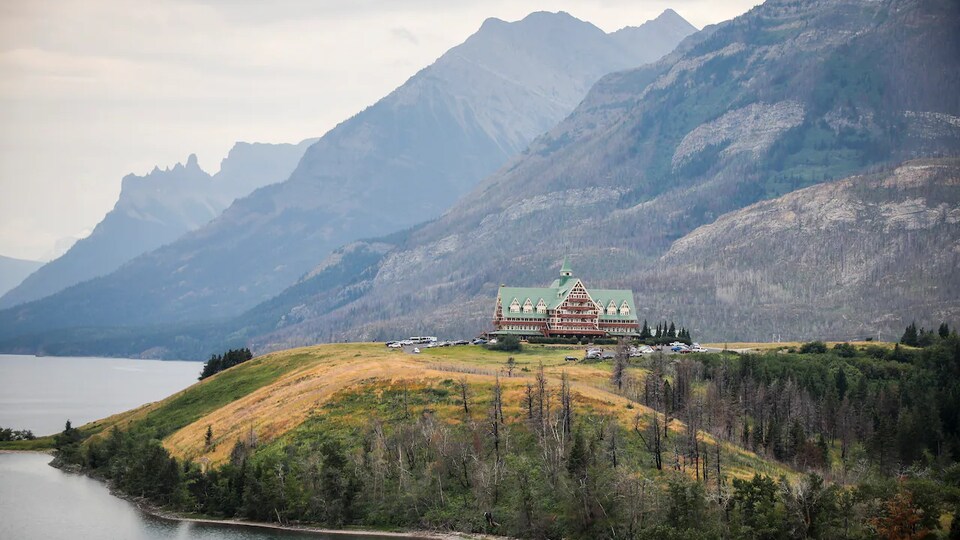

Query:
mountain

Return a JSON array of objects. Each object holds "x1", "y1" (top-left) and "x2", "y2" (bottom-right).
[
  {"x1": 611, "y1": 8, "x2": 698, "y2": 59},
  {"x1": 647, "y1": 158, "x2": 960, "y2": 341},
  {"x1": 0, "y1": 255, "x2": 44, "y2": 298},
  {"x1": 0, "y1": 140, "x2": 315, "y2": 309},
  {"x1": 0, "y1": 10, "x2": 697, "y2": 343},
  {"x1": 238, "y1": 0, "x2": 960, "y2": 351}
]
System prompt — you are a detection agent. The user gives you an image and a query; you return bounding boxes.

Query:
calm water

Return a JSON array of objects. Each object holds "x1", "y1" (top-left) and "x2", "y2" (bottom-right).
[
  {"x1": 0, "y1": 356, "x2": 436, "y2": 539},
  {"x1": 0, "y1": 453, "x2": 414, "y2": 540},
  {"x1": 0, "y1": 354, "x2": 202, "y2": 435}
]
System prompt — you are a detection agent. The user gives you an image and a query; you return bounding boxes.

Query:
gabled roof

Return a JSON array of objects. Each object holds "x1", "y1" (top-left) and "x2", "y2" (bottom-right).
[
  {"x1": 592, "y1": 288, "x2": 638, "y2": 321},
  {"x1": 498, "y1": 284, "x2": 637, "y2": 322}
]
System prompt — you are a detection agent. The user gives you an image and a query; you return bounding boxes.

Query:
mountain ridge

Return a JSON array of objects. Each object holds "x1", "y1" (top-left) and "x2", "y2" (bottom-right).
[
  {"x1": 0, "y1": 9, "x2": 698, "y2": 340},
  {"x1": 0, "y1": 138, "x2": 316, "y2": 309}
]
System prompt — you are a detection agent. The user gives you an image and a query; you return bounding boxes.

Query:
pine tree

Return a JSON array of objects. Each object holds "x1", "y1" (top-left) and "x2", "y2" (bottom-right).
[
  {"x1": 205, "y1": 425, "x2": 214, "y2": 449},
  {"x1": 835, "y1": 367, "x2": 848, "y2": 401},
  {"x1": 668, "y1": 322, "x2": 677, "y2": 339},
  {"x1": 939, "y1": 322, "x2": 950, "y2": 339},
  {"x1": 640, "y1": 320, "x2": 651, "y2": 339},
  {"x1": 901, "y1": 322, "x2": 919, "y2": 346}
]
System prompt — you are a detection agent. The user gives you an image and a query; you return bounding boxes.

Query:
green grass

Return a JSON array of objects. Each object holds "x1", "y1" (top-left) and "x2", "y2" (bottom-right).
[
  {"x1": 0, "y1": 436, "x2": 55, "y2": 451},
  {"x1": 90, "y1": 348, "x2": 334, "y2": 438}
]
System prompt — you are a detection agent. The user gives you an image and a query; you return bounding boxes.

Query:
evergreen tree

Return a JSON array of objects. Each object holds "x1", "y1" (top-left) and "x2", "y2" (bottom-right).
[
  {"x1": 668, "y1": 322, "x2": 677, "y2": 339},
  {"x1": 901, "y1": 322, "x2": 919, "y2": 346},
  {"x1": 640, "y1": 320, "x2": 651, "y2": 339},
  {"x1": 835, "y1": 366, "x2": 847, "y2": 401},
  {"x1": 939, "y1": 322, "x2": 950, "y2": 339}
]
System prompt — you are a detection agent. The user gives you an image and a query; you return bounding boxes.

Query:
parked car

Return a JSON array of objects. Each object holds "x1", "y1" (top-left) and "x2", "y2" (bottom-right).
[
  {"x1": 690, "y1": 346, "x2": 708, "y2": 353},
  {"x1": 564, "y1": 356, "x2": 578, "y2": 362},
  {"x1": 388, "y1": 342, "x2": 403, "y2": 349},
  {"x1": 412, "y1": 348, "x2": 420, "y2": 354}
]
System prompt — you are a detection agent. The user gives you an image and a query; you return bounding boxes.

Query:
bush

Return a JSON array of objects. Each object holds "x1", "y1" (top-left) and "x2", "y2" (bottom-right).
[
  {"x1": 799, "y1": 341, "x2": 828, "y2": 354},
  {"x1": 833, "y1": 343, "x2": 857, "y2": 358},
  {"x1": 486, "y1": 335, "x2": 521, "y2": 352}
]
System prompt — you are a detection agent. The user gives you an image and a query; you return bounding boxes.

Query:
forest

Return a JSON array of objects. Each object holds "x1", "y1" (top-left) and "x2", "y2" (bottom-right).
[{"x1": 53, "y1": 329, "x2": 960, "y2": 539}]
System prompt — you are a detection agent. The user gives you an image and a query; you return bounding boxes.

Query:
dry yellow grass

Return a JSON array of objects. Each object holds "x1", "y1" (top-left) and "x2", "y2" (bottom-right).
[
  {"x1": 702, "y1": 340, "x2": 895, "y2": 351},
  {"x1": 151, "y1": 343, "x2": 787, "y2": 480}
]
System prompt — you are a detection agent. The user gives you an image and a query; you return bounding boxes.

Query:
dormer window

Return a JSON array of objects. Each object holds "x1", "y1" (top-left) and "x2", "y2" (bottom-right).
[
  {"x1": 606, "y1": 300, "x2": 617, "y2": 315},
  {"x1": 523, "y1": 299, "x2": 533, "y2": 313},
  {"x1": 536, "y1": 299, "x2": 547, "y2": 314},
  {"x1": 619, "y1": 301, "x2": 630, "y2": 316},
  {"x1": 509, "y1": 299, "x2": 520, "y2": 313}
]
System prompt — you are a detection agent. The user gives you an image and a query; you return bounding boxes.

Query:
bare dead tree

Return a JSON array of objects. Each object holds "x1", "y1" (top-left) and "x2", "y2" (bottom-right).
[
  {"x1": 458, "y1": 376, "x2": 470, "y2": 416},
  {"x1": 612, "y1": 338, "x2": 629, "y2": 391},
  {"x1": 524, "y1": 382, "x2": 534, "y2": 419},
  {"x1": 560, "y1": 371, "x2": 572, "y2": 440}
]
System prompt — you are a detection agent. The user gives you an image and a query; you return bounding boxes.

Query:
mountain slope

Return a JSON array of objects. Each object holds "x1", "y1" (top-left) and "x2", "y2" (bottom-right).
[
  {"x1": 0, "y1": 140, "x2": 314, "y2": 308},
  {"x1": 0, "y1": 10, "x2": 696, "y2": 339},
  {"x1": 647, "y1": 158, "x2": 960, "y2": 340},
  {"x1": 0, "y1": 255, "x2": 43, "y2": 298},
  {"x1": 242, "y1": 0, "x2": 960, "y2": 350}
]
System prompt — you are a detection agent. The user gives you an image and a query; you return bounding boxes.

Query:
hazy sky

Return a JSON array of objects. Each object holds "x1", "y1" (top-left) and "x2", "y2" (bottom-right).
[{"x1": 0, "y1": 0, "x2": 758, "y2": 261}]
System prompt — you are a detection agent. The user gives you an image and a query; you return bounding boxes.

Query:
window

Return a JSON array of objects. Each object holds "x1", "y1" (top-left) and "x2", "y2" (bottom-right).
[
  {"x1": 509, "y1": 299, "x2": 520, "y2": 313},
  {"x1": 523, "y1": 298, "x2": 533, "y2": 313},
  {"x1": 536, "y1": 299, "x2": 547, "y2": 314},
  {"x1": 620, "y1": 301, "x2": 631, "y2": 316},
  {"x1": 606, "y1": 300, "x2": 617, "y2": 315}
]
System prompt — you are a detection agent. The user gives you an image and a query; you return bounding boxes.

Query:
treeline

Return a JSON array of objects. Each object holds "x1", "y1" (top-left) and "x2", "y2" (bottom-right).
[
  {"x1": 901, "y1": 321, "x2": 951, "y2": 348},
  {"x1": 639, "y1": 320, "x2": 693, "y2": 345},
  {"x1": 0, "y1": 426, "x2": 35, "y2": 441},
  {"x1": 54, "y1": 335, "x2": 960, "y2": 538},
  {"x1": 198, "y1": 348, "x2": 253, "y2": 380}
]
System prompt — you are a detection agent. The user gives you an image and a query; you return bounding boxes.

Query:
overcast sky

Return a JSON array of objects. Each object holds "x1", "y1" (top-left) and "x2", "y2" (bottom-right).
[{"x1": 0, "y1": 0, "x2": 758, "y2": 261}]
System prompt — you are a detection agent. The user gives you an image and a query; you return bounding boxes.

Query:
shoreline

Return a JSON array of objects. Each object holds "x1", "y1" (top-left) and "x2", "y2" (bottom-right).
[
  {"x1": 42, "y1": 455, "x2": 499, "y2": 540},
  {"x1": 131, "y1": 499, "x2": 492, "y2": 540}
]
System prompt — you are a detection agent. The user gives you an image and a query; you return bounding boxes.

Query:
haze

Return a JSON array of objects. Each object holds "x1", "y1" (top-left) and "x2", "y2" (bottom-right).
[{"x1": 0, "y1": 0, "x2": 758, "y2": 261}]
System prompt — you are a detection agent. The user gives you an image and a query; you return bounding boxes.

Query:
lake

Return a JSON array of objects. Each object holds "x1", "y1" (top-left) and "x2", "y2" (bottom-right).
[
  {"x1": 0, "y1": 452, "x2": 422, "y2": 540},
  {"x1": 0, "y1": 354, "x2": 202, "y2": 436},
  {"x1": 0, "y1": 355, "x2": 438, "y2": 539}
]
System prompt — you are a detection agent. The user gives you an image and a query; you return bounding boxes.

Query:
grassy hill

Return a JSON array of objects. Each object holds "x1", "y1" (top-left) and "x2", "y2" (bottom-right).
[
  {"x1": 83, "y1": 343, "x2": 784, "y2": 479},
  {"x1": 25, "y1": 335, "x2": 960, "y2": 538}
]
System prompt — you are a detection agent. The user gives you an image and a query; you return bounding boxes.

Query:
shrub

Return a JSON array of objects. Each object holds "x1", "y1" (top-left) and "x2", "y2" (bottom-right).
[
  {"x1": 833, "y1": 343, "x2": 857, "y2": 358},
  {"x1": 799, "y1": 341, "x2": 828, "y2": 354},
  {"x1": 486, "y1": 335, "x2": 521, "y2": 352}
]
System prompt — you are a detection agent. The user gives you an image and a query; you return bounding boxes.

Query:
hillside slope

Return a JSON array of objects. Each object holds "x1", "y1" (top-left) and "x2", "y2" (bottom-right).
[
  {"x1": 0, "y1": 11, "x2": 696, "y2": 340},
  {"x1": 84, "y1": 343, "x2": 783, "y2": 478},
  {"x1": 648, "y1": 159, "x2": 960, "y2": 340},
  {"x1": 52, "y1": 338, "x2": 960, "y2": 538},
  {"x1": 0, "y1": 140, "x2": 314, "y2": 309},
  {"x1": 242, "y1": 0, "x2": 960, "y2": 349}
]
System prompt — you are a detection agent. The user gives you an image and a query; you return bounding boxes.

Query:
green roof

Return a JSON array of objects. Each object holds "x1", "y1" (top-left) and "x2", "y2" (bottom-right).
[{"x1": 498, "y1": 272, "x2": 637, "y2": 322}]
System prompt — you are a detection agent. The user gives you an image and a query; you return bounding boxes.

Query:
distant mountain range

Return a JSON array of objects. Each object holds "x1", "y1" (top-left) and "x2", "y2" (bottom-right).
[
  {"x1": 238, "y1": 0, "x2": 960, "y2": 351},
  {"x1": 0, "y1": 9, "x2": 696, "y2": 348},
  {"x1": 0, "y1": 140, "x2": 315, "y2": 309},
  {"x1": 2, "y1": 0, "x2": 958, "y2": 359},
  {"x1": 0, "y1": 255, "x2": 43, "y2": 298}
]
